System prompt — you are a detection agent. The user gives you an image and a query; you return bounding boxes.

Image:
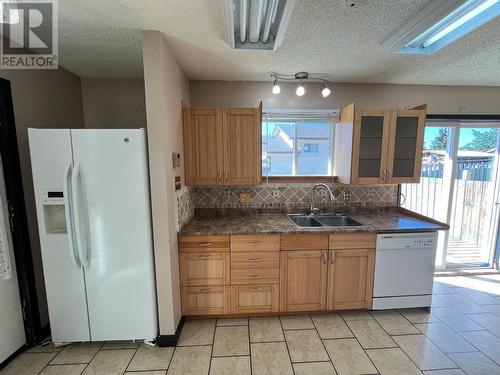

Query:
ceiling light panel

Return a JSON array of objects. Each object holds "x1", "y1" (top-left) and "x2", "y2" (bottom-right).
[
  {"x1": 383, "y1": 0, "x2": 500, "y2": 55},
  {"x1": 221, "y1": 0, "x2": 298, "y2": 50}
]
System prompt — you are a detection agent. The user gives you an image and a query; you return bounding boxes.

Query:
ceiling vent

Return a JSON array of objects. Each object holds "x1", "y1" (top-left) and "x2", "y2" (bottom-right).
[{"x1": 220, "y1": 0, "x2": 298, "y2": 50}]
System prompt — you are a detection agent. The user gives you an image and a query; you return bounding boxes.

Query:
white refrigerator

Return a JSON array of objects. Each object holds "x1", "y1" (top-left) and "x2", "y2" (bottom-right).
[{"x1": 28, "y1": 128, "x2": 158, "y2": 344}]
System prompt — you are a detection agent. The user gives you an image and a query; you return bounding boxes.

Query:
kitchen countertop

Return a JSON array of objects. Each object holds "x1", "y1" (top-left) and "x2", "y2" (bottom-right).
[{"x1": 179, "y1": 207, "x2": 449, "y2": 236}]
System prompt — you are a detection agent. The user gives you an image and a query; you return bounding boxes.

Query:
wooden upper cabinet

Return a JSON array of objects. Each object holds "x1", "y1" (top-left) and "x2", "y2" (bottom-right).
[
  {"x1": 182, "y1": 102, "x2": 262, "y2": 186},
  {"x1": 386, "y1": 109, "x2": 426, "y2": 184},
  {"x1": 224, "y1": 105, "x2": 262, "y2": 185},
  {"x1": 334, "y1": 103, "x2": 426, "y2": 184},
  {"x1": 182, "y1": 106, "x2": 224, "y2": 186}
]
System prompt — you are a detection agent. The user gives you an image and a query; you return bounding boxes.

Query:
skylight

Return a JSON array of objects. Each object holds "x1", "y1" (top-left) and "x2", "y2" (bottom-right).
[{"x1": 384, "y1": 0, "x2": 500, "y2": 55}]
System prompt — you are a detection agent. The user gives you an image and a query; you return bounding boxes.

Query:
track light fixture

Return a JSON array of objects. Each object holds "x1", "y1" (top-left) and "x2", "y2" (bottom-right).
[
  {"x1": 272, "y1": 78, "x2": 281, "y2": 94},
  {"x1": 296, "y1": 80, "x2": 305, "y2": 96},
  {"x1": 270, "y1": 72, "x2": 333, "y2": 98},
  {"x1": 320, "y1": 82, "x2": 331, "y2": 98}
]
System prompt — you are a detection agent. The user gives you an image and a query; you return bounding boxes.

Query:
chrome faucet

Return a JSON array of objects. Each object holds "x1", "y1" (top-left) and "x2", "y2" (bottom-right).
[{"x1": 309, "y1": 183, "x2": 335, "y2": 215}]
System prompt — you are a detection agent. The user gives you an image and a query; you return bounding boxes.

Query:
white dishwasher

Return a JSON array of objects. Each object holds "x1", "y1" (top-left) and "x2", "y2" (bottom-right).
[{"x1": 372, "y1": 232, "x2": 438, "y2": 310}]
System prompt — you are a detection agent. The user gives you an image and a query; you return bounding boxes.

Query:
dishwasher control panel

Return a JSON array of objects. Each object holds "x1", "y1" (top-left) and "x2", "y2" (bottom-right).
[{"x1": 377, "y1": 232, "x2": 438, "y2": 250}]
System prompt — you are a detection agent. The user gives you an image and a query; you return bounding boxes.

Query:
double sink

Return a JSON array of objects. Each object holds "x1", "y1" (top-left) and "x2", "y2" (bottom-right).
[{"x1": 288, "y1": 213, "x2": 363, "y2": 228}]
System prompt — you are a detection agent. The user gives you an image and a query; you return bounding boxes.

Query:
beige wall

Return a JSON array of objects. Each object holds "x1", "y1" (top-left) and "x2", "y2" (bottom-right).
[
  {"x1": 190, "y1": 81, "x2": 500, "y2": 114},
  {"x1": 0, "y1": 68, "x2": 85, "y2": 327},
  {"x1": 81, "y1": 78, "x2": 147, "y2": 129},
  {"x1": 142, "y1": 30, "x2": 190, "y2": 335}
]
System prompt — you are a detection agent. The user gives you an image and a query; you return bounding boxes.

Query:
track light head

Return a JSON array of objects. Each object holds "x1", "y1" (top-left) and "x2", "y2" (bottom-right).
[
  {"x1": 321, "y1": 82, "x2": 331, "y2": 98},
  {"x1": 296, "y1": 80, "x2": 305, "y2": 96},
  {"x1": 272, "y1": 79, "x2": 281, "y2": 95}
]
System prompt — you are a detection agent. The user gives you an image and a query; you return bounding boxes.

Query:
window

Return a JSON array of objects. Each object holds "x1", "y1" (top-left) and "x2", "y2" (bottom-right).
[{"x1": 262, "y1": 111, "x2": 337, "y2": 178}]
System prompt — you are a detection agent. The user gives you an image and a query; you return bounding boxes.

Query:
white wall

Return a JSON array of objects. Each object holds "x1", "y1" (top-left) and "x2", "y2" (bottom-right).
[
  {"x1": 81, "y1": 78, "x2": 147, "y2": 129},
  {"x1": 190, "y1": 81, "x2": 500, "y2": 114},
  {"x1": 142, "y1": 30, "x2": 190, "y2": 335}
]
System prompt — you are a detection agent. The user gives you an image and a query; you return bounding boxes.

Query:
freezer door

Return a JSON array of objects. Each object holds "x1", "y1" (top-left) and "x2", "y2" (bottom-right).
[
  {"x1": 28, "y1": 129, "x2": 90, "y2": 342},
  {"x1": 71, "y1": 129, "x2": 157, "y2": 341}
]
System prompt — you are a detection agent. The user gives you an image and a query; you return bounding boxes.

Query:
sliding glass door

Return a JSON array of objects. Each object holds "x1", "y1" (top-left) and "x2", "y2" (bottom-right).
[{"x1": 401, "y1": 122, "x2": 500, "y2": 269}]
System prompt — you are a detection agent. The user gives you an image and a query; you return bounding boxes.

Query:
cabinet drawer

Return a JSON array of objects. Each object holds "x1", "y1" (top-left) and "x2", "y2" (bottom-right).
[
  {"x1": 231, "y1": 235, "x2": 280, "y2": 252},
  {"x1": 181, "y1": 286, "x2": 231, "y2": 316},
  {"x1": 180, "y1": 251, "x2": 230, "y2": 286},
  {"x1": 231, "y1": 267, "x2": 279, "y2": 285},
  {"x1": 329, "y1": 233, "x2": 376, "y2": 249},
  {"x1": 179, "y1": 235, "x2": 230, "y2": 252},
  {"x1": 231, "y1": 251, "x2": 279, "y2": 269},
  {"x1": 232, "y1": 284, "x2": 279, "y2": 314},
  {"x1": 281, "y1": 234, "x2": 329, "y2": 250}
]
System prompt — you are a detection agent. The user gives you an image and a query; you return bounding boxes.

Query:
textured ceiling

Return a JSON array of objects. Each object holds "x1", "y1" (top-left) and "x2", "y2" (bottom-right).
[{"x1": 58, "y1": 0, "x2": 500, "y2": 85}]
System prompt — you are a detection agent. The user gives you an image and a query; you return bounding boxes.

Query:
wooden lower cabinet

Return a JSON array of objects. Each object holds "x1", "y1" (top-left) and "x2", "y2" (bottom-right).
[
  {"x1": 327, "y1": 248, "x2": 375, "y2": 310},
  {"x1": 280, "y1": 250, "x2": 328, "y2": 312},
  {"x1": 180, "y1": 233, "x2": 376, "y2": 316},
  {"x1": 232, "y1": 284, "x2": 279, "y2": 314},
  {"x1": 181, "y1": 286, "x2": 231, "y2": 315}
]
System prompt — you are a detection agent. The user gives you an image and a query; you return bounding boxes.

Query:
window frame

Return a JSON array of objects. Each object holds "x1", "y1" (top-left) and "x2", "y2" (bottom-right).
[{"x1": 261, "y1": 110, "x2": 338, "y2": 183}]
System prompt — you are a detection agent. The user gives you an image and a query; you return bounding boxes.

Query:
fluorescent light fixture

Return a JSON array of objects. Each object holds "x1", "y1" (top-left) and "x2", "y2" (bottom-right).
[
  {"x1": 220, "y1": 0, "x2": 298, "y2": 50},
  {"x1": 383, "y1": 0, "x2": 500, "y2": 54},
  {"x1": 296, "y1": 81, "x2": 305, "y2": 96},
  {"x1": 272, "y1": 79, "x2": 281, "y2": 94}
]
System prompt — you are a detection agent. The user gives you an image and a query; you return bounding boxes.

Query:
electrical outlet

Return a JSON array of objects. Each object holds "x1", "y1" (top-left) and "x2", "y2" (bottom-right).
[
  {"x1": 223, "y1": 188, "x2": 232, "y2": 198},
  {"x1": 239, "y1": 192, "x2": 252, "y2": 203},
  {"x1": 271, "y1": 189, "x2": 281, "y2": 199},
  {"x1": 343, "y1": 192, "x2": 351, "y2": 202}
]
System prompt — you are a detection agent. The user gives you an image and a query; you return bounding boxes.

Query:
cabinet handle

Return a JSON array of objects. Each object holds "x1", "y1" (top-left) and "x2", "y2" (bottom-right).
[
  {"x1": 249, "y1": 258, "x2": 263, "y2": 262},
  {"x1": 198, "y1": 254, "x2": 212, "y2": 259},
  {"x1": 249, "y1": 240, "x2": 263, "y2": 245},
  {"x1": 249, "y1": 287, "x2": 263, "y2": 292},
  {"x1": 329, "y1": 250, "x2": 335, "y2": 264},
  {"x1": 198, "y1": 242, "x2": 212, "y2": 247},
  {"x1": 218, "y1": 170, "x2": 223, "y2": 183},
  {"x1": 387, "y1": 169, "x2": 392, "y2": 181},
  {"x1": 383, "y1": 169, "x2": 387, "y2": 182},
  {"x1": 249, "y1": 274, "x2": 262, "y2": 279},
  {"x1": 321, "y1": 251, "x2": 327, "y2": 264},
  {"x1": 199, "y1": 288, "x2": 214, "y2": 293},
  {"x1": 225, "y1": 170, "x2": 229, "y2": 183}
]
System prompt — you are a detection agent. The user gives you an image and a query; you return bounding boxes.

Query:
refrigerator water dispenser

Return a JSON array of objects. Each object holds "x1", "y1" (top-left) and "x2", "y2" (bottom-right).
[{"x1": 42, "y1": 191, "x2": 67, "y2": 234}]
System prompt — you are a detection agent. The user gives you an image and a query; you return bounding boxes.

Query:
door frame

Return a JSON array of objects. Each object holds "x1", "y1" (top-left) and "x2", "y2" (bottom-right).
[{"x1": 0, "y1": 78, "x2": 43, "y2": 346}]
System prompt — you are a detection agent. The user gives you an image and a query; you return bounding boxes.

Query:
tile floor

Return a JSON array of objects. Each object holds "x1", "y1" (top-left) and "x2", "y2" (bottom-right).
[{"x1": 4, "y1": 274, "x2": 500, "y2": 375}]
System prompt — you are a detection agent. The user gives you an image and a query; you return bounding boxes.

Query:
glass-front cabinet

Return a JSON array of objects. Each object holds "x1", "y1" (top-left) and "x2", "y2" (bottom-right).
[{"x1": 334, "y1": 103, "x2": 426, "y2": 184}]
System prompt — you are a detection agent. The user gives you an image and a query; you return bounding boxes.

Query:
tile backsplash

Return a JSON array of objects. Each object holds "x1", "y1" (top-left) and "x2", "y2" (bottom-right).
[{"x1": 177, "y1": 183, "x2": 398, "y2": 229}]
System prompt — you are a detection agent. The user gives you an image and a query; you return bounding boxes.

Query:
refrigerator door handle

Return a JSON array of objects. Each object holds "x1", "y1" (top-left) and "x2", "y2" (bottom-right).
[
  {"x1": 72, "y1": 163, "x2": 91, "y2": 268},
  {"x1": 63, "y1": 163, "x2": 80, "y2": 268}
]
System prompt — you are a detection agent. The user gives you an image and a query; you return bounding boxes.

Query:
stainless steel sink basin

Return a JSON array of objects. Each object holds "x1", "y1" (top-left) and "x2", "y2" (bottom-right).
[{"x1": 288, "y1": 214, "x2": 363, "y2": 228}]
